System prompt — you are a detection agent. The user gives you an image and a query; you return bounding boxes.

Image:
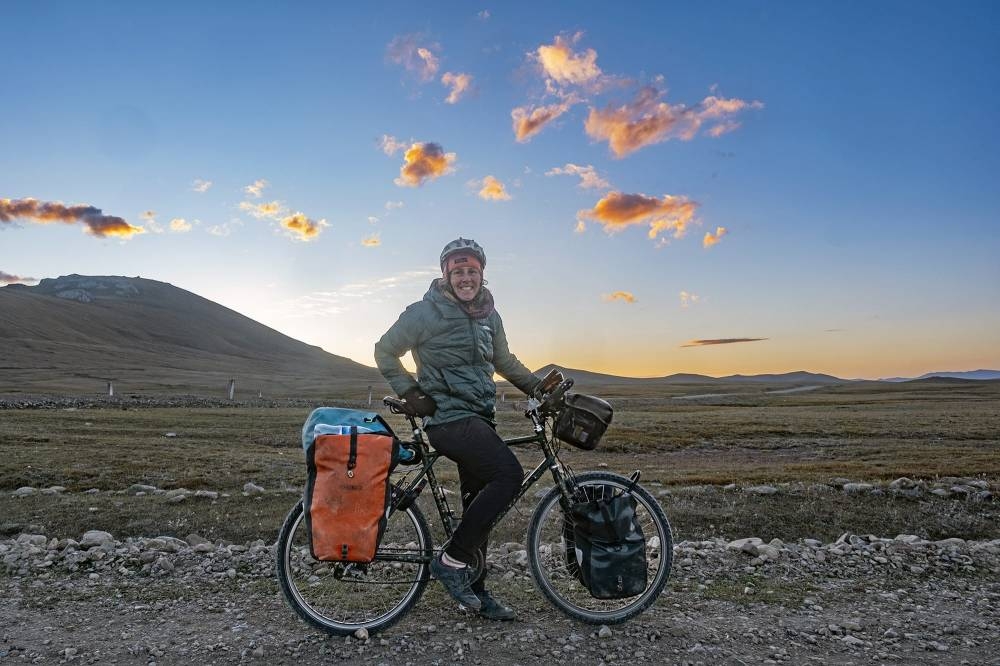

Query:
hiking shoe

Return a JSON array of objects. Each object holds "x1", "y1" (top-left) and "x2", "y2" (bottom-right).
[
  {"x1": 476, "y1": 590, "x2": 516, "y2": 621},
  {"x1": 430, "y1": 555, "x2": 481, "y2": 610}
]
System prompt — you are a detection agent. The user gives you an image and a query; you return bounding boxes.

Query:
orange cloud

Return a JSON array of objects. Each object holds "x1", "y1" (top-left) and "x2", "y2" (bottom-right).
[
  {"x1": 603, "y1": 291, "x2": 636, "y2": 304},
  {"x1": 442, "y1": 72, "x2": 473, "y2": 104},
  {"x1": 0, "y1": 197, "x2": 144, "y2": 239},
  {"x1": 279, "y1": 212, "x2": 327, "y2": 241},
  {"x1": 361, "y1": 234, "x2": 381, "y2": 247},
  {"x1": 681, "y1": 338, "x2": 767, "y2": 347},
  {"x1": 394, "y1": 142, "x2": 456, "y2": 187},
  {"x1": 239, "y1": 200, "x2": 284, "y2": 219},
  {"x1": 511, "y1": 101, "x2": 574, "y2": 142},
  {"x1": 703, "y1": 226, "x2": 728, "y2": 247},
  {"x1": 244, "y1": 179, "x2": 269, "y2": 198},
  {"x1": 585, "y1": 87, "x2": 762, "y2": 158},
  {"x1": 535, "y1": 34, "x2": 602, "y2": 87},
  {"x1": 386, "y1": 34, "x2": 440, "y2": 82},
  {"x1": 545, "y1": 163, "x2": 610, "y2": 189},
  {"x1": 577, "y1": 191, "x2": 699, "y2": 241},
  {"x1": 1, "y1": 270, "x2": 37, "y2": 284},
  {"x1": 477, "y1": 176, "x2": 511, "y2": 201}
]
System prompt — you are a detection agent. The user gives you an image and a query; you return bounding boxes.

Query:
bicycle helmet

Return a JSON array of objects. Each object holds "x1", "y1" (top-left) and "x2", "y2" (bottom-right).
[{"x1": 439, "y1": 237, "x2": 486, "y2": 271}]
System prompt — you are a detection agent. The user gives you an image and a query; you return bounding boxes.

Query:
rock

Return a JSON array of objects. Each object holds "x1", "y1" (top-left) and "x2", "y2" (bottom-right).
[
  {"x1": 757, "y1": 544, "x2": 781, "y2": 560},
  {"x1": 353, "y1": 628, "x2": 369, "y2": 641},
  {"x1": 185, "y1": 533, "x2": 210, "y2": 546},
  {"x1": 193, "y1": 543, "x2": 215, "y2": 553},
  {"x1": 727, "y1": 538, "x2": 763, "y2": 553},
  {"x1": 12, "y1": 487, "x2": 37, "y2": 498},
  {"x1": 598, "y1": 625, "x2": 612, "y2": 639},
  {"x1": 843, "y1": 635, "x2": 865, "y2": 647},
  {"x1": 829, "y1": 477, "x2": 853, "y2": 488},
  {"x1": 127, "y1": 484, "x2": 157, "y2": 495},
  {"x1": 723, "y1": 483, "x2": 737, "y2": 491},
  {"x1": 746, "y1": 485, "x2": 778, "y2": 495},
  {"x1": 164, "y1": 488, "x2": 191, "y2": 499},
  {"x1": 842, "y1": 483, "x2": 874, "y2": 493},
  {"x1": 930, "y1": 488, "x2": 953, "y2": 499},
  {"x1": 164, "y1": 432, "x2": 178, "y2": 438},
  {"x1": 41, "y1": 486, "x2": 67, "y2": 495},
  {"x1": 889, "y1": 477, "x2": 917, "y2": 490},
  {"x1": 243, "y1": 482, "x2": 265, "y2": 495},
  {"x1": 194, "y1": 490, "x2": 220, "y2": 500},
  {"x1": 17, "y1": 534, "x2": 47, "y2": 546},
  {"x1": 803, "y1": 538, "x2": 822, "y2": 548},
  {"x1": 79, "y1": 530, "x2": 114, "y2": 549}
]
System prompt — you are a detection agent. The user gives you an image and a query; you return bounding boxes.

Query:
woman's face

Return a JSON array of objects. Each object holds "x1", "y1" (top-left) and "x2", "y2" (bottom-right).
[{"x1": 449, "y1": 266, "x2": 482, "y2": 302}]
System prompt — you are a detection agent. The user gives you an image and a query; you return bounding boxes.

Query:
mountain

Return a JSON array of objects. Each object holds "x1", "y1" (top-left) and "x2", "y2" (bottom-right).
[
  {"x1": 879, "y1": 370, "x2": 1000, "y2": 382},
  {"x1": 0, "y1": 275, "x2": 383, "y2": 398},
  {"x1": 530, "y1": 364, "x2": 845, "y2": 386}
]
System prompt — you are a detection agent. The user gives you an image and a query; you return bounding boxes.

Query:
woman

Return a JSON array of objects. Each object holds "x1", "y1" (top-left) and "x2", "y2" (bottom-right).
[{"x1": 375, "y1": 238, "x2": 541, "y2": 621}]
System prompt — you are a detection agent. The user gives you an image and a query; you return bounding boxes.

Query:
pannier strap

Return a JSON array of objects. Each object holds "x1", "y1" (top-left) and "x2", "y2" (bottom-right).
[{"x1": 347, "y1": 427, "x2": 358, "y2": 477}]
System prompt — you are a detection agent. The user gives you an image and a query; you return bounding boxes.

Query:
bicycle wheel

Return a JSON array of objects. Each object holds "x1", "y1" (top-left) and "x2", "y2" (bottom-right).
[
  {"x1": 276, "y1": 497, "x2": 432, "y2": 636},
  {"x1": 526, "y1": 471, "x2": 672, "y2": 624}
]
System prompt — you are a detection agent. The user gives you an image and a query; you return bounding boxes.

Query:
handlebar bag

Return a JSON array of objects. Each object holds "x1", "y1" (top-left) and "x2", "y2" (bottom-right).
[
  {"x1": 303, "y1": 409, "x2": 400, "y2": 563},
  {"x1": 555, "y1": 393, "x2": 613, "y2": 450},
  {"x1": 570, "y1": 491, "x2": 647, "y2": 599}
]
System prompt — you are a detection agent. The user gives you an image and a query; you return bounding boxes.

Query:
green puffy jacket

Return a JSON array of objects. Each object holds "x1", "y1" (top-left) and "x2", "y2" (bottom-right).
[{"x1": 375, "y1": 280, "x2": 540, "y2": 426}]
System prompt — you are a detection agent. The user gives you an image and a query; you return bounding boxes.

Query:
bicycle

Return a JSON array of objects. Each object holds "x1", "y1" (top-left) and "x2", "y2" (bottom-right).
[{"x1": 275, "y1": 374, "x2": 673, "y2": 636}]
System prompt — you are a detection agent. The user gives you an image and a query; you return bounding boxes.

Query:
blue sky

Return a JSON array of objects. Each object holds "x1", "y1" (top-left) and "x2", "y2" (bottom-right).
[{"x1": 2, "y1": 1, "x2": 998, "y2": 379}]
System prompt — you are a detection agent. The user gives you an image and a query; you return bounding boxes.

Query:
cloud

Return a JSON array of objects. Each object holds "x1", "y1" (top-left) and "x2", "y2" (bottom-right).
[
  {"x1": 394, "y1": 142, "x2": 456, "y2": 187},
  {"x1": 511, "y1": 101, "x2": 574, "y2": 142},
  {"x1": 140, "y1": 210, "x2": 164, "y2": 233},
  {"x1": 0, "y1": 197, "x2": 144, "y2": 239},
  {"x1": 703, "y1": 226, "x2": 728, "y2": 247},
  {"x1": 361, "y1": 233, "x2": 381, "y2": 247},
  {"x1": 192, "y1": 179, "x2": 213, "y2": 193},
  {"x1": 680, "y1": 291, "x2": 700, "y2": 308},
  {"x1": 385, "y1": 201, "x2": 404, "y2": 211},
  {"x1": 279, "y1": 212, "x2": 327, "y2": 241},
  {"x1": 442, "y1": 72, "x2": 473, "y2": 104},
  {"x1": 1, "y1": 270, "x2": 37, "y2": 285},
  {"x1": 681, "y1": 338, "x2": 767, "y2": 347},
  {"x1": 243, "y1": 179, "x2": 269, "y2": 198},
  {"x1": 545, "y1": 163, "x2": 610, "y2": 189},
  {"x1": 477, "y1": 9, "x2": 490, "y2": 20},
  {"x1": 239, "y1": 200, "x2": 285, "y2": 219},
  {"x1": 584, "y1": 87, "x2": 763, "y2": 158},
  {"x1": 534, "y1": 33, "x2": 603, "y2": 87},
  {"x1": 386, "y1": 34, "x2": 440, "y2": 82},
  {"x1": 602, "y1": 291, "x2": 636, "y2": 304},
  {"x1": 367, "y1": 216, "x2": 379, "y2": 225},
  {"x1": 577, "y1": 191, "x2": 699, "y2": 241},
  {"x1": 170, "y1": 218, "x2": 193, "y2": 233},
  {"x1": 207, "y1": 219, "x2": 243, "y2": 237},
  {"x1": 476, "y1": 175, "x2": 511, "y2": 201},
  {"x1": 379, "y1": 134, "x2": 408, "y2": 155}
]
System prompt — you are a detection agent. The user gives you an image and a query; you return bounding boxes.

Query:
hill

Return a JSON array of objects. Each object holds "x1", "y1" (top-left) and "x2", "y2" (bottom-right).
[{"x1": 0, "y1": 275, "x2": 383, "y2": 398}]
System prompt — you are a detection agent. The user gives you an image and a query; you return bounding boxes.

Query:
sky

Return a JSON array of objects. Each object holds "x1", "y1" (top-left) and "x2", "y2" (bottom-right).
[{"x1": 2, "y1": 2, "x2": 999, "y2": 380}]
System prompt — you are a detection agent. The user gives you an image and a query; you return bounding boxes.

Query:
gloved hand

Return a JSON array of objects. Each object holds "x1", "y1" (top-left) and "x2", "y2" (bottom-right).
[{"x1": 401, "y1": 387, "x2": 437, "y2": 417}]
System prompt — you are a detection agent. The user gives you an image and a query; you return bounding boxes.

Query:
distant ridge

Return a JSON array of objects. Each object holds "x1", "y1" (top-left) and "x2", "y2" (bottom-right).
[
  {"x1": 0, "y1": 274, "x2": 383, "y2": 398},
  {"x1": 532, "y1": 364, "x2": 845, "y2": 385},
  {"x1": 879, "y1": 369, "x2": 1000, "y2": 382}
]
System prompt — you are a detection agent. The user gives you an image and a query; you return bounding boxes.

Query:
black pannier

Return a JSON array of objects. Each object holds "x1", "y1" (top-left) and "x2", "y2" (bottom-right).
[
  {"x1": 569, "y1": 489, "x2": 647, "y2": 599},
  {"x1": 555, "y1": 393, "x2": 613, "y2": 450}
]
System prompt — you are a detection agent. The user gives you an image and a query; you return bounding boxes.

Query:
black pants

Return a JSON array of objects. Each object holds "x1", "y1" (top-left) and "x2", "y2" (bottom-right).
[{"x1": 425, "y1": 416, "x2": 523, "y2": 592}]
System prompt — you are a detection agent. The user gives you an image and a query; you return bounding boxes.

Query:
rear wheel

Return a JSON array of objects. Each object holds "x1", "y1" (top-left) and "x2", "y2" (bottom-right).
[
  {"x1": 526, "y1": 472, "x2": 672, "y2": 624},
  {"x1": 276, "y1": 497, "x2": 432, "y2": 636}
]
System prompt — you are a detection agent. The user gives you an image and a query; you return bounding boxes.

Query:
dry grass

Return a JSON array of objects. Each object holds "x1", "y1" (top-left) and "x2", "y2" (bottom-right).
[{"x1": 1, "y1": 380, "x2": 997, "y2": 544}]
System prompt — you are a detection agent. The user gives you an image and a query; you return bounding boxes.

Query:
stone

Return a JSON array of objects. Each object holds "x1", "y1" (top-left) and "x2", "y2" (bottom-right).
[
  {"x1": 726, "y1": 538, "x2": 763, "y2": 553},
  {"x1": 243, "y1": 482, "x2": 265, "y2": 495},
  {"x1": 889, "y1": 477, "x2": 917, "y2": 490},
  {"x1": 17, "y1": 534, "x2": 47, "y2": 546},
  {"x1": 41, "y1": 486, "x2": 67, "y2": 495},
  {"x1": 79, "y1": 530, "x2": 114, "y2": 549},
  {"x1": 194, "y1": 490, "x2": 220, "y2": 500},
  {"x1": 127, "y1": 484, "x2": 158, "y2": 495},
  {"x1": 930, "y1": 488, "x2": 953, "y2": 499},
  {"x1": 598, "y1": 625, "x2": 612, "y2": 639},
  {"x1": 842, "y1": 483, "x2": 874, "y2": 493},
  {"x1": 185, "y1": 533, "x2": 210, "y2": 547},
  {"x1": 746, "y1": 485, "x2": 778, "y2": 495},
  {"x1": 12, "y1": 487, "x2": 37, "y2": 498}
]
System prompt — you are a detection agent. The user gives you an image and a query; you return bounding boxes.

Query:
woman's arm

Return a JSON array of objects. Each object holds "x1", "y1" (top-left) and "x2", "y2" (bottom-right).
[{"x1": 374, "y1": 305, "x2": 425, "y2": 397}]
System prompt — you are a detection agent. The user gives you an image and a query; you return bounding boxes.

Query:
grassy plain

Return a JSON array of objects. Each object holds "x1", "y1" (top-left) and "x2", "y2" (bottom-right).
[{"x1": 1, "y1": 379, "x2": 997, "y2": 545}]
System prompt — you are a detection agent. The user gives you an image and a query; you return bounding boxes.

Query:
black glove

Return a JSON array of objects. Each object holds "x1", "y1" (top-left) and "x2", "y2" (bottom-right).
[{"x1": 401, "y1": 387, "x2": 437, "y2": 417}]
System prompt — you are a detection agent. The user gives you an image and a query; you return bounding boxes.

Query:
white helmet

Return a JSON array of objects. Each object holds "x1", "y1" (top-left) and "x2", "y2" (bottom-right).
[{"x1": 439, "y1": 237, "x2": 486, "y2": 271}]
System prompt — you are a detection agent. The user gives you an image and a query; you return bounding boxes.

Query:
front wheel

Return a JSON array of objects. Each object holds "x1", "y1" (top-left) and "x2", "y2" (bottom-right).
[
  {"x1": 276, "y1": 497, "x2": 433, "y2": 636},
  {"x1": 526, "y1": 471, "x2": 673, "y2": 624}
]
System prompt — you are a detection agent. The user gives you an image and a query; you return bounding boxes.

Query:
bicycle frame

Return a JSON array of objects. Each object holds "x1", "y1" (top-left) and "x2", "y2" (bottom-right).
[{"x1": 379, "y1": 408, "x2": 576, "y2": 565}]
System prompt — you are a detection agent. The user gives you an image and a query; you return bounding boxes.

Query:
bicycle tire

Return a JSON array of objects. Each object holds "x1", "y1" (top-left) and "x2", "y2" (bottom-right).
[
  {"x1": 526, "y1": 471, "x2": 672, "y2": 624},
  {"x1": 276, "y1": 498, "x2": 432, "y2": 636}
]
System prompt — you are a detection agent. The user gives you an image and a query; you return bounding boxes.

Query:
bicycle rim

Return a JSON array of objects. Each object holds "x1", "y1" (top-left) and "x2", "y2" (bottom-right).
[
  {"x1": 276, "y1": 500, "x2": 432, "y2": 636},
  {"x1": 527, "y1": 472, "x2": 673, "y2": 624}
]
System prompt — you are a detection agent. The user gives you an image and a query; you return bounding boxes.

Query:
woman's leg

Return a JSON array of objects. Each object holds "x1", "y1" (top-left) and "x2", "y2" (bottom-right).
[{"x1": 425, "y1": 416, "x2": 523, "y2": 567}]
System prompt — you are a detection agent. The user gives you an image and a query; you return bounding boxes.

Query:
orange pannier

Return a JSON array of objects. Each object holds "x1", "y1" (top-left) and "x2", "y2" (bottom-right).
[{"x1": 304, "y1": 426, "x2": 400, "y2": 562}]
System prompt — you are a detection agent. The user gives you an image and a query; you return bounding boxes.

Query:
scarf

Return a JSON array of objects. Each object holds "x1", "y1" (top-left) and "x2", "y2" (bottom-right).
[{"x1": 437, "y1": 279, "x2": 495, "y2": 319}]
